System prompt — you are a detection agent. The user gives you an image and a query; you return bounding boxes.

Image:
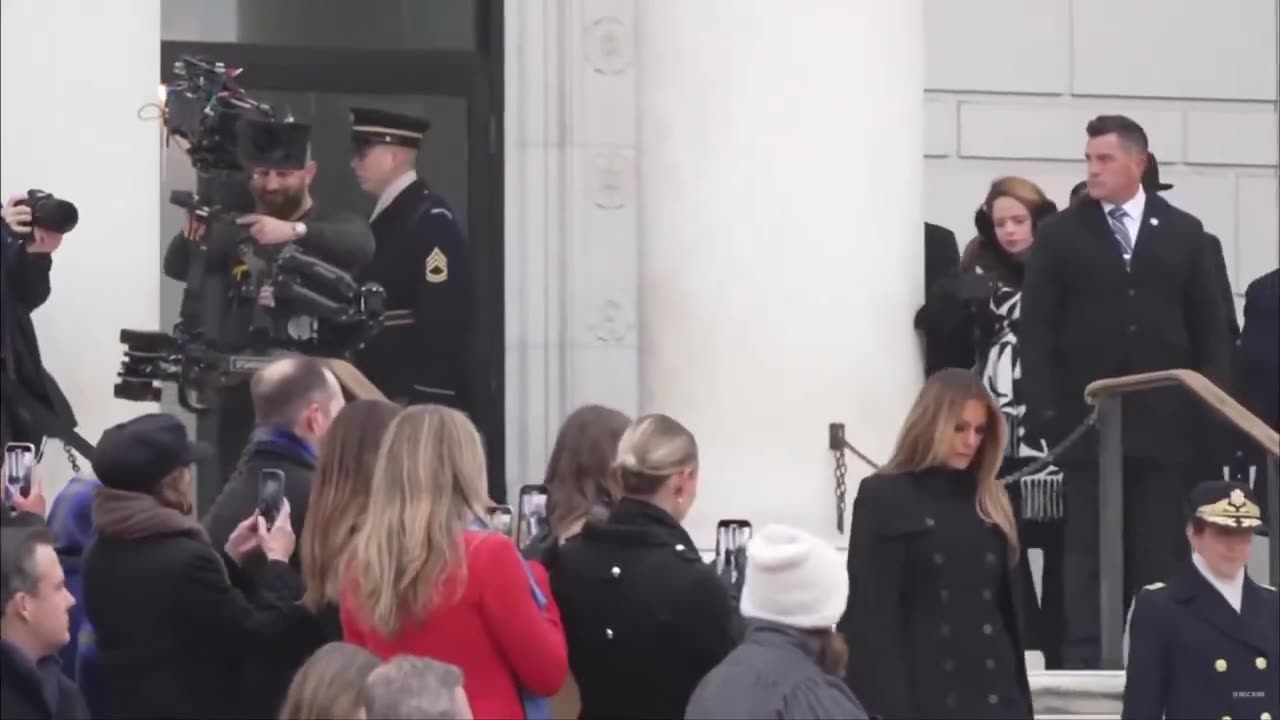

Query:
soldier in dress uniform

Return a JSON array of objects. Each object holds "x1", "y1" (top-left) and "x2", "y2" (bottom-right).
[
  {"x1": 348, "y1": 107, "x2": 473, "y2": 412},
  {"x1": 1123, "y1": 481, "x2": 1278, "y2": 720}
]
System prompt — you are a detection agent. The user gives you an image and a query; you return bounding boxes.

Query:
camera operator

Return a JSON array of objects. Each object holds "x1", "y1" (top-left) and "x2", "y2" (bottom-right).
[
  {"x1": 0, "y1": 193, "x2": 81, "y2": 452},
  {"x1": 161, "y1": 119, "x2": 374, "y2": 492}
]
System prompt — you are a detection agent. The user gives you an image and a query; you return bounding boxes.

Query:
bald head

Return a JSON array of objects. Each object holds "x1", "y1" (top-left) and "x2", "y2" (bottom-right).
[{"x1": 250, "y1": 357, "x2": 344, "y2": 433}]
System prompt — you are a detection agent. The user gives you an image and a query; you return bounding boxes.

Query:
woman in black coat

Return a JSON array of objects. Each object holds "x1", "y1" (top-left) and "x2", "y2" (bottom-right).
[
  {"x1": 840, "y1": 369, "x2": 1032, "y2": 719},
  {"x1": 82, "y1": 413, "x2": 313, "y2": 719},
  {"x1": 550, "y1": 413, "x2": 740, "y2": 719}
]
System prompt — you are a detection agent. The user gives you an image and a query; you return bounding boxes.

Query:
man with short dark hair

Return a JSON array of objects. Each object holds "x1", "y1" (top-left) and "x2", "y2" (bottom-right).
[
  {"x1": 364, "y1": 656, "x2": 474, "y2": 720},
  {"x1": 0, "y1": 525, "x2": 89, "y2": 719},
  {"x1": 1021, "y1": 114, "x2": 1232, "y2": 668}
]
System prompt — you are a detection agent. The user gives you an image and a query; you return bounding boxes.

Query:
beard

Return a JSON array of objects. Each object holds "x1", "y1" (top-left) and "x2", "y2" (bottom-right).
[{"x1": 255, "y1": 187, "x2": 306, "y2": 219}]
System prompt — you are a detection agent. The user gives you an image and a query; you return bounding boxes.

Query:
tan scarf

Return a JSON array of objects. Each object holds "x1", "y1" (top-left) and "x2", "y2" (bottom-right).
[{"x1": 92, "y1": 488, "x2": 209, "y2": 544}]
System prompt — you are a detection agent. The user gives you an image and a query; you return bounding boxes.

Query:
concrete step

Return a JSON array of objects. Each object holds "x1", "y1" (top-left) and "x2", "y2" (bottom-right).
[{"x1": 1029, "y1": 670, "x2": 1124, "y2": 718}]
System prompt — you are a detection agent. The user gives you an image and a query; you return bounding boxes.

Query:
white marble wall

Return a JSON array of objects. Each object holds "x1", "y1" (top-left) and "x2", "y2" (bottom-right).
[
  {"x1": 923, "y1": 0, "x2": 1279, "y2": 314},
  {"x1": 504, "y1": 0, "x2": 639, "y2": 499}
]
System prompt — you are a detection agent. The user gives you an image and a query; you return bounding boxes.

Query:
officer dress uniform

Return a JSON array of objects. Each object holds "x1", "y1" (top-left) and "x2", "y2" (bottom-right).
[
  {"x1": 549, "y1": 497, "x2": 740, "y2": 719},
  {"x1": 349, "y1": 107, "x2": 473, "y2": 412},
  {"x1": 840, "y1": 468, "x2": 1034, "y2": 720},
  {"x1": 1123, "y1": 482, "x2": 1279, "y2": 720}
]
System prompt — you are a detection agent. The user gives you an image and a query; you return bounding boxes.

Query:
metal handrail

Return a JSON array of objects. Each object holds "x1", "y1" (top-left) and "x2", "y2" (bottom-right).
[{"x1": 1084, "y1": 369, "x2": 1279, "y2": 670}]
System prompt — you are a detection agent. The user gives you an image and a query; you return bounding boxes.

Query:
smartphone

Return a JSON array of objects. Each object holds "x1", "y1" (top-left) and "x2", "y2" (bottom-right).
[
  {"x1": 516, "y1": 484, "x2": 549, "y2": 549},
  {"x1": 715, "y1": 519, "x2": 754, "y2": 583},
  {"x1": 487, "y1": 504, "x2": 514, "y2": 536},
  {"x1": 4, "y1": 442, "x2": 37, "y2": 507},
  {"x1": 257, "y1": 469, "x2": 286, "y2": 529}
]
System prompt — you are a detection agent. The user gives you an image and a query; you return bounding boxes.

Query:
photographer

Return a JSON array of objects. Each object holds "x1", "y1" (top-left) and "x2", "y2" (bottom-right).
[
  {"x1": 161, "y1": 120, "x2": 374, "y2": 486},
  {"x1": 0, "y1": 192, "x2": 80, "y2": 452}
]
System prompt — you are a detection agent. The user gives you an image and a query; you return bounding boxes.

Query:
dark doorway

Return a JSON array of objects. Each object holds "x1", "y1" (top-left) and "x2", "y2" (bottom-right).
[{"x1": 159, "y1": 2, "x2": 505, "y2": 509}]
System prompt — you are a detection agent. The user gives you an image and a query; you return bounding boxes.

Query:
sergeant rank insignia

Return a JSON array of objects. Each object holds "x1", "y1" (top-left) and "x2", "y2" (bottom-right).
[{"x1": 425, "y1": 247, "x2": 448, "y2": 283}]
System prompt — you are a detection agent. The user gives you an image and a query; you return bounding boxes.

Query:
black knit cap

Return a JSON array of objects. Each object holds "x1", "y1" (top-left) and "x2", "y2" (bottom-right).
[{"x1": 92, "y1": 414, "x2": 211, "y2": 494}]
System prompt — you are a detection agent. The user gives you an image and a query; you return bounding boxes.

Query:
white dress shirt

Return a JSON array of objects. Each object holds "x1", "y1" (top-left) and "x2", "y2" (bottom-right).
[
  {"x1": 1192, "y1": 550, "x2": 1244, "y2": 613},
  {"x1": 1100, "y1": 184, "x2": 1147, "y2": 248},
  {"x1": 370, "y1": 169, "x2": 418, "y2": 222}
]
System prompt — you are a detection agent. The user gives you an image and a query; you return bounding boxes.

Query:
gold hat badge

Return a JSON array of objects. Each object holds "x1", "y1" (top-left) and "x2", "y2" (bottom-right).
[
  {"x1": 425, "y1": 247, "x2": 448, "y2": 284},
  {"x1": 1195, "y1": 487, "x2": 1262, "y2": 529}
]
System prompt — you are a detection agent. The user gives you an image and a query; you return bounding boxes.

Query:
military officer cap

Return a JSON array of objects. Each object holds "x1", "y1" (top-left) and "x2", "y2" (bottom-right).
[
  {"x1": 350, "y1": 107, "x2": 431, "y2": 150},
  {"x1": 237, "y1": 118, "x2": 310, "y2": 170},
  {"x1": 1187, "y1": 481, "x2": 1266, "y2": 534}
]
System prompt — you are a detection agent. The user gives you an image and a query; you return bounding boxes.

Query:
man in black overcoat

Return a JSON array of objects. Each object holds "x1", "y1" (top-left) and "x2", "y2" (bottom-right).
[{"x1": 1020, "y1": 114, "x2": 1231, "y2": 669}]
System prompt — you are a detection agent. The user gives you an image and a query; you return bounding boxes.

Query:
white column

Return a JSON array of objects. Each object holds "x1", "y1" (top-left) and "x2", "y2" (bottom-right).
[
  {"x1": 637, "y1": 0, "x2": 925, "y2": 545},
  {"x1": 1, "y1": 0, "x2": 162, "y2": 494}
]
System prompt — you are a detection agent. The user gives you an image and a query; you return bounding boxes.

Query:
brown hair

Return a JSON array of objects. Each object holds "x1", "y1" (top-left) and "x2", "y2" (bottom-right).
[
  {"x1": 966, "y1": 176, "x2": 1056, "y2": 287},
  {"x1": 881, "y1": 368, "x2": 1019, "y2": 562},
  {"x1": 300, "y1": 399, "x2": 401, "y2": 611},
  {"x1": 811, "y1": 629, "x2": 849, "y2": 678},
  {"x1": 614, "y1": 414, "x2": 699, "y2": 496},
  {"x1": 279, "y1": 642, "x2": 380, "y2": 720},
  {"x1": 349, "y1": 405, "x2": 491, "y2": 636},
  {"x1": 543, "y1": 405, "x2": 631, "y2": 537}
]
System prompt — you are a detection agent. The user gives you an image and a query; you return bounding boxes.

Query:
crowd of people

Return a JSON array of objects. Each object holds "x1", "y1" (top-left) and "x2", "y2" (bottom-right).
[{"x1": 1, "y1": 109, "x2": 1277, "y2": 720}]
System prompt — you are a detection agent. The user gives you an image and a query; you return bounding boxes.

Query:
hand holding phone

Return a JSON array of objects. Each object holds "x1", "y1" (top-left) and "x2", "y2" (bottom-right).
[
  {"x1": 715, "y1": 519, "x2": 753, "y2": 587},
  {"x1": 257, "y1": 469, "x2": 286, "y2": 529}
]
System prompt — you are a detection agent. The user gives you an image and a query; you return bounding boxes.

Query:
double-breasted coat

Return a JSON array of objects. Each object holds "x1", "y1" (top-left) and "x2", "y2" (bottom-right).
[
  {"x1": 1122, "y1": 563, "x2": 1279, "y2": 720},
  {"x1": 840, "y1": 468, "x2": 1033, "y2": 719}
]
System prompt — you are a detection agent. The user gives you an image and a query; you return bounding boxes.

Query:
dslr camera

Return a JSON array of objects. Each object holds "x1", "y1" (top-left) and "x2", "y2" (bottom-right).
[{"x1": 11, "y1": 190, "x2": 78, "y2": 235}]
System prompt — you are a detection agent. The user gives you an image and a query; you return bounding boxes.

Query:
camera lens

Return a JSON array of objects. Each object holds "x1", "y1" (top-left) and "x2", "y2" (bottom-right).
[{"x1": 31, "y1": 194, "x2": 79, "y2": 234}]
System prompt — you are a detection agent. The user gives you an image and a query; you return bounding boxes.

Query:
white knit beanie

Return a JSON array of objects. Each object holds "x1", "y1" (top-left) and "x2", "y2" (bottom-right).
[{"x1": 738, "y1": 524, "x2": 848, "y2": 629}]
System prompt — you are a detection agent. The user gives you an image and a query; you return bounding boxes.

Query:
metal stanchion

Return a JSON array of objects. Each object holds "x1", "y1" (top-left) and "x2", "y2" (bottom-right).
[{"x1": 1096, "y1": 396, "x2": 1125, "y2": 671}]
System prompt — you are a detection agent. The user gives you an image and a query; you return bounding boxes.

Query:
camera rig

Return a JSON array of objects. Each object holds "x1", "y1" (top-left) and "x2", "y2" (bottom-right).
[{"x1": 114, "y1": 56, "x2": 385, "y2": 411}]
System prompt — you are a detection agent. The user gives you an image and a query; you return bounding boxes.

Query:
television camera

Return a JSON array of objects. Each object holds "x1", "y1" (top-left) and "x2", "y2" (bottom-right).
[{"x1": 114, "y1": 56, "x2": 385, "y2": 412}]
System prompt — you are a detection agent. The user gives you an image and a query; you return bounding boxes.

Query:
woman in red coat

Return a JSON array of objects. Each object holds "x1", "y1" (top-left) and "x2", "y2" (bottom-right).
[{"x1": 340, "y1": 405, "x2": 568, "y2": 719}]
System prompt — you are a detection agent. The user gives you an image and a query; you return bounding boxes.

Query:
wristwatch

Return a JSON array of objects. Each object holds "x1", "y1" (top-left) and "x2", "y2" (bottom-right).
[{"x1": 292, "y1": 222, "x2": 307, "y2": 240}]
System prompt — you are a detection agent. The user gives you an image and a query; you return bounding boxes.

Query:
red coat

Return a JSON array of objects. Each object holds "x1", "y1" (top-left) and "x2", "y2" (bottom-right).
[{"x1": 340, "y1": 531, "x2": 567, "y2": 720}]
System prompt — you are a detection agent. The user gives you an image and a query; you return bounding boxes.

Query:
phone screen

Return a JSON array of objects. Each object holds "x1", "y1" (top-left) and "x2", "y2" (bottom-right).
[
  {"x1": 257, "y1": 469, "x2": 286, "y2": 528},
  {"x1": 516, "y1": 484, "x2": 549, "y2": 549},
  {"x1": 715, "y1": 519, "x2": 753, "y2": 582},
  {"x1": 4, "y1": 443, "x2": 37, "y2": 506},
  {"x1": 487, "y1": 505, "x2": 514, "y2": 536}
]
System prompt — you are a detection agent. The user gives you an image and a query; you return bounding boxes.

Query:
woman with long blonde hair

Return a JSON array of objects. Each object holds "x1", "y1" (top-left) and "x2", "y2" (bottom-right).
[
  {"x1": 338, "y1": 405, "x2": 567, "y2": 720},
  {"x1": 839, "y1": 369, "x2": 1032, "y2": 720}
]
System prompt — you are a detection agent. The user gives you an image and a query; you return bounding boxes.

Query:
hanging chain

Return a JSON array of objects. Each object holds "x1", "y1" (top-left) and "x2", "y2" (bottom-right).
[
  {"x1": 833, "y1": 446, "x2": 849, "y2": 534},
  {"x1": 62, "y1": 441, "x2": 83, "y2": 475},
  {"x1": 998, "y1": 406, "x2": 1099, "y2": 485}
]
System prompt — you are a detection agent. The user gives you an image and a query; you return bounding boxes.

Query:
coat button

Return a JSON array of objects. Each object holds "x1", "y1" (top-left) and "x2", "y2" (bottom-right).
[
  {"x1": 982, "y1": 623, "x2": 993, "y2": 635},
  {"x1": 924, "y1": 517, "x2": 935, "y2": 527},
  {"x1": 985, "y1": 552, "x2": 997, "y2": 565},
  {"x1": 605, "y1": 627, "x2": 614, "y2": 640},
  {"x1": 1215, "y1": 658, "x2": 1227, "y2": 672},
  {"x1": 1257, "y1": 657, "x2": 1268, "y2": 670},
  {"x1": 945, "y1": 694, "x2": 957, "y2": 708},
  {"x1": 1260, "y1": 713, "x2": 1271, "y2": 720},
  {"x1": 942, "y1": 658, "x2": 955, "y2": 672},
  {"x1": 982, "y1": 588, "x2": 993, "y2": 601},
  {"x1": 1128, "y1": 324, "x2": 1137, "y2": 333},
  {"x1": 674, "y1": 544, "x2": 686, "y2": 552},
  {"x1": 933, "y1": 552, "x2": 945, "y2": 565},
  {"x1": 985, "y1": 658, "x2": 996, "y2": 670},
  {"x1": 939, "y1": 588, "x2": 949, "y2": 602},
  {"x1": 988, "y1": 694, "x2": 999, "y2": 705},
  {"x1": 610, "y1": 566, "x2": 621, "y2": 578},
  {"x1": 940, "y1": 624, "x2": 951, "y2": 637}
]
